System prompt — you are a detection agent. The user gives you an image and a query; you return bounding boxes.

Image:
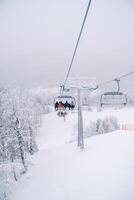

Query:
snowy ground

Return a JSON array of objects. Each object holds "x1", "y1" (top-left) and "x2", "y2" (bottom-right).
[{"x1": 12, "y1": 108, "x2": 134, "y2": 200}]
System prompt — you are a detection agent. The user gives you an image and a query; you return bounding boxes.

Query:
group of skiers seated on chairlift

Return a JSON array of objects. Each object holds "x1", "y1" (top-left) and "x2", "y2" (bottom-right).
[{"x1": 55, "y1": 101, "x2": 75, "y2": 110}]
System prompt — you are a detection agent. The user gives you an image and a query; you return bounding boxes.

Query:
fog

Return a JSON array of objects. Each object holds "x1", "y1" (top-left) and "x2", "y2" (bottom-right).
[{"x1": 0, "y1": 0, "x2": 134, "y2": 91}]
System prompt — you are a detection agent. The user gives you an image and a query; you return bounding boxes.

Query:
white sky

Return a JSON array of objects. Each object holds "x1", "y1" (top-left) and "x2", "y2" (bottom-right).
[{"x1": 0, "y1": 0, "x2": 134, "y2": 90}]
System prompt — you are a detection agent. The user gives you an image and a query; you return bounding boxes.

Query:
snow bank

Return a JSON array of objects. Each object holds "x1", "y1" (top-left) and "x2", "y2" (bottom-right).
[{"x1": 12, "y1": 107, "x2": 134, "y2": 200}]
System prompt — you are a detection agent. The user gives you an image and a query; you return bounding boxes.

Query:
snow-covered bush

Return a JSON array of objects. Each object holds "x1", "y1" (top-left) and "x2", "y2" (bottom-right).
[
  {"x1": 85, "y1": 116, "x2": 119, "y2": 137},
  {"x1": 101, "y1": 116, "x2": 119, "y2": 133}
]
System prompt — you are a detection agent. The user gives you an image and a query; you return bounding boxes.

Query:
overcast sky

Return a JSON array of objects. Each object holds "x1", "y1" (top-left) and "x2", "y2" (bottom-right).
[{"x1": 0, "y1": 0, "x2": 134, "y2": 90}]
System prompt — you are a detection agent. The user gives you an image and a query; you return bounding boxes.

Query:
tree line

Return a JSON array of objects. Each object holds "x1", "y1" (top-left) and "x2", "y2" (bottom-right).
[{"x1": 0, "y1": 86, "x2": 50, "y2": 199}]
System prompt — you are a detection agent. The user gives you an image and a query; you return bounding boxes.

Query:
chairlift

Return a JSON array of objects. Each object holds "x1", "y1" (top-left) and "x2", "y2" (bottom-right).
[
  {"x1": 100, "y1": 91, "x2": 127, "y2": 106},
  {"x1": 100, "y1": 79, "x2": 127, "y2": 108},
  {"x1": 54, "y1": 95, "x2": 76, "y2": 116}
]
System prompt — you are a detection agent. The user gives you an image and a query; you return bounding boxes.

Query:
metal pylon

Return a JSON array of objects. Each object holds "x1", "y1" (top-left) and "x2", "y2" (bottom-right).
[{"x1": 78, "y1": 88, "x2": 84, "y2": 149}]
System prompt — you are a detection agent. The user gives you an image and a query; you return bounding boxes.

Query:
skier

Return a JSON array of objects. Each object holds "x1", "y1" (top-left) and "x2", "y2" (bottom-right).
[
  {"x1": 58, "y1": 101, "x2": 65, "y2": 110},
  {"x1": 70, "y1": 101, "x2": 75, "y2": 109},
  {"x1": 55, "y1": 102, "x2": 59, "y2": 110},
  {"x1": 64, "y1": 101, "x2": 71, "y2": 110}
]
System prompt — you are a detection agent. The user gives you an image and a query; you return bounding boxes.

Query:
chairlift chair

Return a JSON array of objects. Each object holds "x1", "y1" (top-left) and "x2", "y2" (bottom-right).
[
  {"x1": 54, "y1": 95, "x2": 76, "y2": 116},
  {"x1": 99, "y1": 79, "x2": 127, "y2": 109},
  {"x1": 100, "y1": 91, "x2": 127, "y2": 107}
]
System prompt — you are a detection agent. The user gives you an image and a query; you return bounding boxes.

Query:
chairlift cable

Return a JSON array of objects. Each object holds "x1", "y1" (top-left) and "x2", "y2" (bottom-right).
[
  {"x1": 99, "y1": 70, "x2": 134, "y2": 88},
  {"x1": 63, "y1": 0, "x2": 92, "y2": 88},
  {"x1": 117, "y1": 70, "x2": 134, "y2": 80}
]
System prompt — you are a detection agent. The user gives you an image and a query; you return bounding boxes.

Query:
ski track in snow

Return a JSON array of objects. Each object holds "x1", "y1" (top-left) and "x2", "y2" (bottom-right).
[{"x1": 12, "y1": 108, "x2": 134, "y2": 200}]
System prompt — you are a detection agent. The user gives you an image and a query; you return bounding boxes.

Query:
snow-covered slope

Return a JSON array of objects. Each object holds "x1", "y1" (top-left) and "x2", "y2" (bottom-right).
[{"x1": 12, "y1": 108, "x2": 134, "y2": 200}]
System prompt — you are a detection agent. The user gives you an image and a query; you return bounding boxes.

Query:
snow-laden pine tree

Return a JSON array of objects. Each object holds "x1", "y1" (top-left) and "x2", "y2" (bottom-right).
[{"x1": 0, "y1": 86, "x2": 45, "y2": 198}]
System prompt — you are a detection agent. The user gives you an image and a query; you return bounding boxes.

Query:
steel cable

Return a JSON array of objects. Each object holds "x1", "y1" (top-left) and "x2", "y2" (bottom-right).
[{"x1": 63, "y1": 0, "x2": 92, "y2": 87}]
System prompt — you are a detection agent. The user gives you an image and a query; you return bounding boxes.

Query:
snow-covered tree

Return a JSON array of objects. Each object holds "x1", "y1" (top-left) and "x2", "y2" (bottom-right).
[
  {"x1": 85, "y1": 116, "x2": 119, "y2": 137},
  {"x1": 0, "y1": 86, "x2": 45, "y2": 199},
  {"x1": 0, "y1": 86, "x2": 43, "y2": 172}
]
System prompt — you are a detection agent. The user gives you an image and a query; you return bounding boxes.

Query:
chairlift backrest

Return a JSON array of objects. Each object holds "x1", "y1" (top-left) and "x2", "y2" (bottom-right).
[
  {"x1": 100, "y1": 91, "x2": 127, "y2": 106},
  {"x1": 54, "y1": 95, "x2": 76, "y2": 105}
]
